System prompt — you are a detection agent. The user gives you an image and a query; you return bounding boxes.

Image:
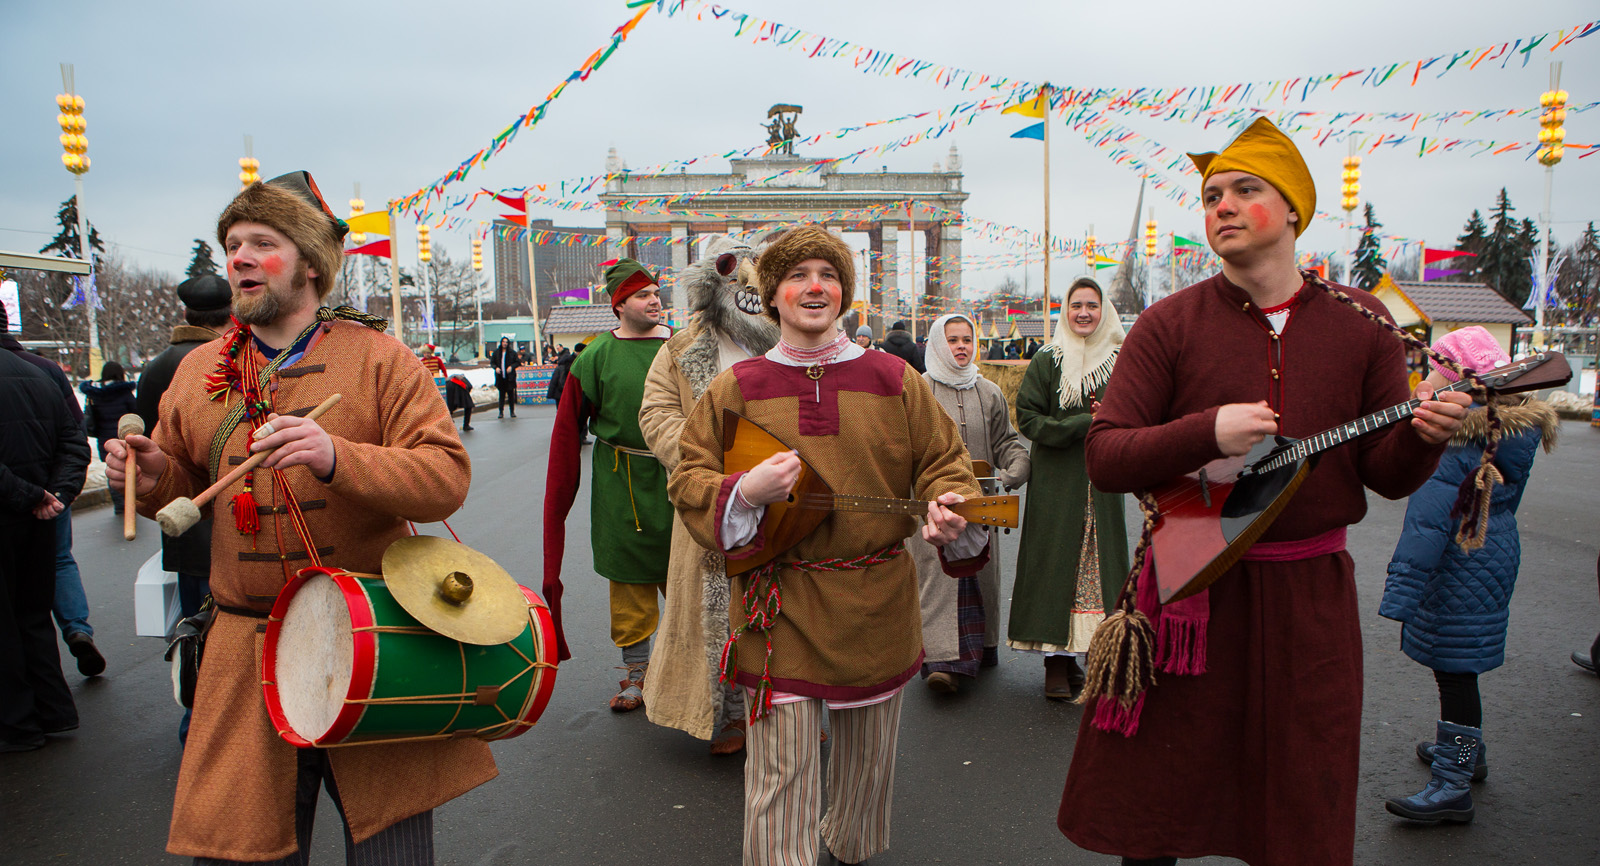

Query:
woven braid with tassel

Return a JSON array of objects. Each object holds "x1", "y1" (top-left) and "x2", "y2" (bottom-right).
[{"x1": 1075, "y1": 492, "x2": 1162, "y2": 735}]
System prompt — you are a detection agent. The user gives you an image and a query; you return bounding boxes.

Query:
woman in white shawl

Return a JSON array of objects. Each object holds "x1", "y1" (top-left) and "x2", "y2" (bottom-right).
[
  {"x1": 910, "y1": 313, "x2": 1031, "y2": 693},
  {"x1": 1009, "y1": 277, "x2": 1130, "y2": 700}
]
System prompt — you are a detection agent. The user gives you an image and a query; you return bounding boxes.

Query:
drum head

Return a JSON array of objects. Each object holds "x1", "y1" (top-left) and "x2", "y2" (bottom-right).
[{"x1": 275, "y1": 573, "x2": 354, "y2": 742}]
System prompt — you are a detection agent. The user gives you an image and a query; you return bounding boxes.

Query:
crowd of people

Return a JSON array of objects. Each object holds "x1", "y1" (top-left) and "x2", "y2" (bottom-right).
[{"x1": 0, "y1": 118, "x2": 1592, "y2": 866}]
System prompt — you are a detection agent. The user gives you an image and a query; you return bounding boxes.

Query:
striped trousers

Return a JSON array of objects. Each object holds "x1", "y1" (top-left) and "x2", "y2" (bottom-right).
[
  {"x1": 194, "y1": 747, "x2": 433, "y2": 866},
  {"x1": 743, "y1": 693, "x2": 903, "y2": 866}
]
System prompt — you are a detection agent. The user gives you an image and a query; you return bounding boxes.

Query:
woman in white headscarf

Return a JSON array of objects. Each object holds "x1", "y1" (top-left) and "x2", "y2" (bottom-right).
[
  {"x1": 909, "y1": 313, "x2": 1030, "y2": 693},
  {"x1": 1009, "y1": 277, "x2": 1129, "y2": 700}
]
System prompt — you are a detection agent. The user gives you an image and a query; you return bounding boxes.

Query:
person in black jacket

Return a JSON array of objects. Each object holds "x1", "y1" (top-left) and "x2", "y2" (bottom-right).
[
  {"x1": 489, "y1": 336, "x2": 520, "y2": 418},
  {"x1": 545, "y1": 344, "x2": 587, "y2": 444},
  {"x1": 0, "y1": 348, "x2": 91, "y2": 752},
  {"x1": 79, "y1": 361, "x2": 139, "y2": 462},
  {"x1": 881, "y1": 320, "x2": 926, "y2": 373},
  {"x1": 135, "y1": 275, "x2": 229, "y2": 685},
  {"x1": 2, "y1": 303, "x2": 104, "y2": 677}
]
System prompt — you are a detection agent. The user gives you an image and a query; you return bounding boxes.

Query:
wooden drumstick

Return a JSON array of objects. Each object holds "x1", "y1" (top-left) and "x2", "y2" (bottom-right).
[
  {"x1": 155, "y1": 394, "x2": 342, "y2": 537},
  {"x1": 117, "y1": 414, "x2": 144, "y2": 540}
]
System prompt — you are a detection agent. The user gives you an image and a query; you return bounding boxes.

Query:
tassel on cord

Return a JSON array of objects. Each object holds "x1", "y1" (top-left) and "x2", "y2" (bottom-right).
[
  {"x1": 231, "y1": 472, "x2": 260, "y2": 534},
  {"x1": 1076, "y1": 494, "x2": 1160, "y2": 737}
]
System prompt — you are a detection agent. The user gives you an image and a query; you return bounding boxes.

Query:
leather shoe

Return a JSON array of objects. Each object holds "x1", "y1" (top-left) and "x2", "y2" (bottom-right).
[
  {"x1": 65, "y1": 632, "x2": 105, "y2": 677},
  {"x1": 1, "y1": 736, "x2": 46, "y2": 753},
  {"x1": 926, "y1": 671, "x2": 958, "y2": 693},
  {"x1": 1572, "y1": 649, "x2": 1598, "y2": 675}
]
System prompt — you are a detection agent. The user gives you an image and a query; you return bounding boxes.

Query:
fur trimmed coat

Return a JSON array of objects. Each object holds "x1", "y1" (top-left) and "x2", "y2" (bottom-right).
[
  {"x1": 1380, "y1": 399, "x2": 1559, "y2": 673},
  {"x1": 638, "y1": 320, "x2": 741, "y2": 738}
]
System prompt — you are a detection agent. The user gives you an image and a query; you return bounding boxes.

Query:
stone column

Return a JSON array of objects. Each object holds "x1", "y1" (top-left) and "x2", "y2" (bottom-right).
[
  {"x1": 875, "y1": 223, "x2": 897, "y2": 336},
  {"x1": 606, "y1": 225, "x2": 628, "y2": 265},
  {"x1": 668, "y1": 222, "x2": 689, "y2": 310},
  {"x1": 939, "y1": 218, "x2": 963, "y2": 311}
]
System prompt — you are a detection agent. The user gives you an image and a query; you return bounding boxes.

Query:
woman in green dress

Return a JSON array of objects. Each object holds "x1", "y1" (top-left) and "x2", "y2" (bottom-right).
[{"x1": 1009, "y1": 277, "x2": 1129, "y2": 700}]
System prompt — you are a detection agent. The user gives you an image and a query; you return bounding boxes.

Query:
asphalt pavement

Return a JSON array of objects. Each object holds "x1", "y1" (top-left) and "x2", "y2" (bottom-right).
[{"x1": 4, "y1": 403, "x2": 1597, "y2": 865}]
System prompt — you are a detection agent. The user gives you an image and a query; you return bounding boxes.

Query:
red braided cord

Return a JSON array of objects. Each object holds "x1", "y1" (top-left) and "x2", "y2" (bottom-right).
[{"x1": 721, "y1": 541, "x2": 907, "y2": 723}]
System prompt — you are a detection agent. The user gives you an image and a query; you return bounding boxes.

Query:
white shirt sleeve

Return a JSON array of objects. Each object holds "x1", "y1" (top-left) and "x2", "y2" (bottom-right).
[
  {"x1": 720, "y1": 476, "x2": 765, "y2": 550},
  {"x1": 942, "y1": 522, "x2": 989, "y2": 560}
]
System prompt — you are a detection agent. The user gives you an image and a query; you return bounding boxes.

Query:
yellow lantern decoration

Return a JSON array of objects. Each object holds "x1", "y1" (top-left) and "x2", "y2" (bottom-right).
[
  {"x1": 56, "y1": 93, "x2": 89, "y2": 175},
  {"x1": 471, "y1": 237, "x2": 483, "y2": 271},
  {"x1": 1340, "y1": 156, "x2": 1361, "y2": 212},
  {"x1": 238, "y1": 156, "x2": 261, "y2": 189},
  {"x1": 417, "y1": 224, "x2": 431, "y2": 264},
  {"x1": 1144, "y1": 219, "x2": 1159, "y2": 257},
  {"x1": 1538, "y1": 89, "x2": 1568, "y2": 167},
  {"x1": 348, "y1": 196, "x2": 366, "y2": 246}
]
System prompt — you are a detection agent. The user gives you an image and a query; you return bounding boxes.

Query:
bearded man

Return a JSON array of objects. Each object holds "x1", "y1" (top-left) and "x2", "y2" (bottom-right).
[
  {"x1": 543, "y1": 258, "x2": 673, "y2": 710},
  {"x1": 107, "y1": 172, "x2": 491, "y2": 864},
  {"x1": 668, "y1": 225, "x2": 989, "y2": 866},
  {"x1": 638, "y1": 237, "x2": 779, "y2": 755}
]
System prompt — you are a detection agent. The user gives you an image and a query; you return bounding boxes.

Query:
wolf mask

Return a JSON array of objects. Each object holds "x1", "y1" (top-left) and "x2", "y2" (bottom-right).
[{"x1": 680, "y1": 235, "x2": 779, "y2": 355}]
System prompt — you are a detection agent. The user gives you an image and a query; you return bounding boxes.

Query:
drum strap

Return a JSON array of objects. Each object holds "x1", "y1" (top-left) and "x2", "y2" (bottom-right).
[{"x1": 215, "y1": 603, "x2": 270, "y2": 618}]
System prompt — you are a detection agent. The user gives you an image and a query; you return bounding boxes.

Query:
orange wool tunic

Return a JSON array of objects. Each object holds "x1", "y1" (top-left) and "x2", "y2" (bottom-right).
[{"x1": 137, "y1": 320, "x2": 496, "y2": 862}]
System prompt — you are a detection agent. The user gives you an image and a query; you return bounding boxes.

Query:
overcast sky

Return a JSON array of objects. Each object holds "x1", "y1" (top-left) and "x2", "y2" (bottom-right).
[{"x1": 2, "y1": 0, "x2": 1596, "y2": 299}]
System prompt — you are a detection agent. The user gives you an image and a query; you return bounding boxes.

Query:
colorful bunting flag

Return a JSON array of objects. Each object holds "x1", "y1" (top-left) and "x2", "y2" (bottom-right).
[
  {"x1": 344, "y1": 239, "x2": 392, "y2": 258},
  {"x1": 1001, "y1": 89, "x2": 1048, "y2": 119},
  {"x1": 1010, "y1": 122, "x2": 1045, "y2": 141},
  {"x1": 1423, "y1": 247, "x2": 1477, "y2": 264},
  {"x1": 343, "y1": 211, "x2": 392, "y2": 237}
]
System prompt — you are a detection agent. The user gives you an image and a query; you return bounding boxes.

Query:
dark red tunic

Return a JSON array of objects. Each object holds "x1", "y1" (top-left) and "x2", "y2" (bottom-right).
[{"x1": 1059, "y1": 274, "x2": 1446, "y2": 865}]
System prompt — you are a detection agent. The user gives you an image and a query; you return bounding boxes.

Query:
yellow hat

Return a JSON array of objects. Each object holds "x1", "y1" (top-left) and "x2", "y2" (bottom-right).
[{"x1": 1188, "y1": 118, "x2": 1316, "y2": 238}]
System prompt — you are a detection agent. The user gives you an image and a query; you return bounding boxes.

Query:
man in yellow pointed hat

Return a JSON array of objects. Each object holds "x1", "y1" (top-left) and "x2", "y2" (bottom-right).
[{"x1": 1055, "y1": 118, "x2": 1469, "y2": 866}]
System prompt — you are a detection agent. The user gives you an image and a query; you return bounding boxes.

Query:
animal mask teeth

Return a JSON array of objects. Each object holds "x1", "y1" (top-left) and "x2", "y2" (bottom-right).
[{"x1": 734, "y1": 288, "x2": 764, "y2": 315}]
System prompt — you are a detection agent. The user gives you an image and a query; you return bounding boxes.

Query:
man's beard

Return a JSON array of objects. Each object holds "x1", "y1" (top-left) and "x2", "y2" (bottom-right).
[{"x1": 234, "y1": 262, "x2": 311, "y2": 326}]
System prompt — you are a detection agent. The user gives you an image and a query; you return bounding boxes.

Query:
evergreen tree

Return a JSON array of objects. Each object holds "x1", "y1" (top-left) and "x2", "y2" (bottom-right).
[
  {"x1": 1351, "y1": 203, "x2": 1388, "y2": 290},
  {"x1": 39, "y1": 195, "x2": 105, "y2": 262},
  {"x1": 1556, "y1": 222, "x2": 1600, "y2": 325},
  {"x1": 185, "y1": 239, "x2": 219, "y2": 278},
  {"x1": 1479, "y1": 188, "x2": 1531, "y2": 305},
  {"x1": 1453, "y1": 209, "x2": 1488, "y2": 281}
]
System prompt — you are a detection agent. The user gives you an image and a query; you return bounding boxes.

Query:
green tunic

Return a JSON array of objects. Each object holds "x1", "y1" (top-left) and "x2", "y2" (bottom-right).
[
  {"x1": 569, "y1": 331, "x2": 673, "y2": 583},
  {"x1": 1008, "y1": 348, "x2": 1129, "y2": 650}
]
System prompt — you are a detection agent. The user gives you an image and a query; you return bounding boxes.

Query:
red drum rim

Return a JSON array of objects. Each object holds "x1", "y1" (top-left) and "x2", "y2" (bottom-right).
[
  {"x1": 262, "y1": 567, "x2": 378, "y2": 747},
  {"x1": 491, "y1": 585, "x2": 560, "y2": 741}
]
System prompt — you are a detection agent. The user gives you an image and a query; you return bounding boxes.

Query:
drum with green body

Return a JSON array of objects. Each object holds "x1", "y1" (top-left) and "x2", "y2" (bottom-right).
[{"x1": 263, "y1": 567, "x2": 558, "y2": 747}]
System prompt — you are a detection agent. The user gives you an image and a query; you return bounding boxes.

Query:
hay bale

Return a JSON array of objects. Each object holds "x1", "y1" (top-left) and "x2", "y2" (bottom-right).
[{"x1": 977, "y1": 360, "x2": 1030, "y2": 429}]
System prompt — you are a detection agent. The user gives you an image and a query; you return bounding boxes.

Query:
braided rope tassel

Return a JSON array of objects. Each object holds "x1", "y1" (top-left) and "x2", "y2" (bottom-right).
[
  {"x1": 1076, "y1": 493, "x2": 1160, "y2": 736},
  {"x1": 1302, "y1": 271, "x2": 1500, "y2": 553}
]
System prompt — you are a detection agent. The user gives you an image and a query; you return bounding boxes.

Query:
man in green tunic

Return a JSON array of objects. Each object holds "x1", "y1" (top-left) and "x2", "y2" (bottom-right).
[{"x1": 543, "y1": 258, "x2": 673, "y2": 711}]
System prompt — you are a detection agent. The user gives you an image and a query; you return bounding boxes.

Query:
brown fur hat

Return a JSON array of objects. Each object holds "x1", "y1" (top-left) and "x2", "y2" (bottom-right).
[
  {"x1": 754, "y1": 224, "x2": 855, "y2": 323},
  {"x1": 216, "y1": 179, "x2": 343, "y2": 299}
]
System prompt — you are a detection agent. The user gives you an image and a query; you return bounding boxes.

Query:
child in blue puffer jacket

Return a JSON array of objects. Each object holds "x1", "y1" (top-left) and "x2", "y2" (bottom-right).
[{"x1": 1380, "y1": 327, "x2": 1559, "y2": 825}]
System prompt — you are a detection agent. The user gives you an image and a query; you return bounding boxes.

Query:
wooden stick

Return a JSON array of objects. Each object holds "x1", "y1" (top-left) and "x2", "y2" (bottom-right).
[
  {"x1": 191, "y1": 393, "x2": 342, "y2": 509},
  {"x1": 117, "y1": 414, "x2": 144, "y2": 540}
]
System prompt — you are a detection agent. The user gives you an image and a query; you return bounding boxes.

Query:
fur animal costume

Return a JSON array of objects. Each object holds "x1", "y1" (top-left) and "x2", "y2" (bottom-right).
[
  {"x1": 216, "y1": 174, "x2": 346, "y2": 299},
  {"x1": 639, "y1": 236, "x2": 779, "y2": 743}
]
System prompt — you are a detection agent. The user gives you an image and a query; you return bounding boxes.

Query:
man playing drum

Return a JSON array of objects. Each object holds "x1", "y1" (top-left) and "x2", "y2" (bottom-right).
[{"x1": 107, "y1": 172, "x2": 493, "y2": 865}]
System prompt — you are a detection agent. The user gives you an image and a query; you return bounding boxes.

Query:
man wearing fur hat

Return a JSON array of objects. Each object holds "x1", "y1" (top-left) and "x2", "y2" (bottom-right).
[
  {"x1": 107, "y1": 172, "x2": 491, "y2": 864},
  {"x1": 668, "y1": 224, "x2": 989, "y2": 865},
  {"x1": 637, "y1": 237, "x2": 778, "y2": 755},
  {"x1": 543, "y1": 257, "x2": 672, "y2": 711},
  {"x1": 1057, "y1": 119, "x2": 1469, "y2": 866}
]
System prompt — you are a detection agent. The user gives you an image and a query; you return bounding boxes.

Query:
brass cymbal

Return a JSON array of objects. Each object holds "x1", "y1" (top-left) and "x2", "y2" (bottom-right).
[{"x1": 382, "y1": 536, "x2": 528, "y2": 645}]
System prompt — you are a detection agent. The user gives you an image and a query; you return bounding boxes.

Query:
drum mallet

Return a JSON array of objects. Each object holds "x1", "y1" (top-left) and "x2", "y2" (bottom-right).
[
  {"x1": 117, "y1": 414, "x2": 144, "y2": 540},
  {"x1": 156, "y1": 394, "x2": 342, "y2": 538}
]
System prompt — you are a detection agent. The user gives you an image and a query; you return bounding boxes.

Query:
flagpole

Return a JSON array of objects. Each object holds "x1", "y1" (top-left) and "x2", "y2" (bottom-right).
[
  {"x1": 388, "y1": 203, "x2": 404, "y2": 344},
  {"x1": 1418, "y1": 240, "x2": 1426, "y2": 282},
  {"x1": 525, "y1": 190, "x2": 544, "y2": 360},
  {"x1": 1169, "y1": 231, "x2": 1176, "y2": 299},
  {"x1": 1536, "y1": 62, "x2": 1563, "y2": 349},
  {"x1": 1041, "y1": 83, "x2": 1052, "y2": 339}
]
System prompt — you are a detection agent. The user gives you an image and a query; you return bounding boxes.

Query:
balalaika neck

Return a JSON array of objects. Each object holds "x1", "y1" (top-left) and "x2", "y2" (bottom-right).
[
  {"x1": 1247, "y1": 376, "x2": 1473, "y2": 475},
  {"x1": 798, "y1": 494, "x2": 930, "y2": 517}
]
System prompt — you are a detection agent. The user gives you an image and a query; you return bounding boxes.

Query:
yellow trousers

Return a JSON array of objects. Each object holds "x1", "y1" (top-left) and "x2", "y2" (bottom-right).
[{"x1": 609, "y1": 580, "x2": 666, "y2": 647}]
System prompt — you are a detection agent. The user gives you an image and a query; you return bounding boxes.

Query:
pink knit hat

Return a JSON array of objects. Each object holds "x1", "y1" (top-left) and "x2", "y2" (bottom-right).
[{"x1": 1429, "y1": 326, "x2": 1509, "y2": 382}]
